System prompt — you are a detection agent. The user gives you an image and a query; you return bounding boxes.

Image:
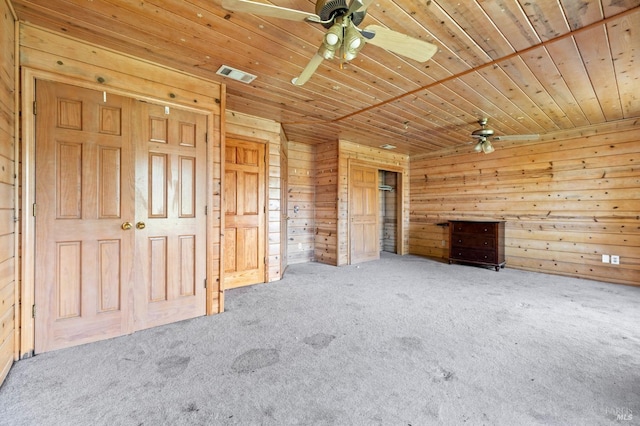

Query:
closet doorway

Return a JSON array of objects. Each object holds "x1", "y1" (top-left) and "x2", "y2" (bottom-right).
[{"x1": 379, "y1": 170, "x2": 400, "y2": 254}]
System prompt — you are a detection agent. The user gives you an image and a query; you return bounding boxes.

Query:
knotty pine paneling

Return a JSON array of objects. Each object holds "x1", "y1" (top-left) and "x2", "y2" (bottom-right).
[
  {"x1": 338, "y1": 141, "x2": 410, "y2": 265},
  {"x1": 409, "y1": 122, "x2": 640, "y2": 286},
  {"x1": 225, "y1": 111, "x2": 284, "y2": 282},
  {"x1": 287, "y1": 141, "x2": 315, "y2": 265},
  {"x1": 0, "y1": 0, "x2": 15, "y2": 386},
  {"x1": 314, "y1": 141, "x2": 339, "y2": 266},
  {"x1": 8, "y1": 1, "x2": 640, "y2": 153}
]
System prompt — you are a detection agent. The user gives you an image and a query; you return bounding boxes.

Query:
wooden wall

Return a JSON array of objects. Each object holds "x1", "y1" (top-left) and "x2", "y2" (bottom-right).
[
  {"x1": 279, "y1": 133, "x2": 288, "y2": 273},
  {"x1": 338, "y1": 141, "x2": 410, "y2": 265},
  {"x1": 287, "y1": 141, "x2": 315, "y2": 265},
  {"x1": 409, "y1": 120, "x2": 640, "y2": 286},
  {"x1": 0, "y1": 0, "x2": 16, "y2": 385},
  {"x1": 18, "y1": 23, "x2": 223, "y2": 356},
  {"x1": 314, "y1": 141, "x2": 339, "y2": 265},
  {"x1": 225, "y1": 110, "x2": 284, "y2": 282}
]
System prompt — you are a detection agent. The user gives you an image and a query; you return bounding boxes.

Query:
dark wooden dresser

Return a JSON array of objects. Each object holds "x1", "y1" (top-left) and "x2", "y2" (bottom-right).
[{"x1": 448, "y1": 220, "x2": 506, "y2": 271}]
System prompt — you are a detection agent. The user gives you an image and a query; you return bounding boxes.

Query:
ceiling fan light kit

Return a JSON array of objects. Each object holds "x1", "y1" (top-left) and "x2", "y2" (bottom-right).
[
  {"x1": 474, "y1": 138, "x2": 495, "y2": 154},
  {"x1": 222, "y1": 0, "x2": 438, "y2": 86}
]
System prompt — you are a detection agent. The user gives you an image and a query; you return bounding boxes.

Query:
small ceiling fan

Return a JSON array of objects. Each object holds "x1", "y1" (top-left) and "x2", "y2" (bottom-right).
[
  {"x1": 221, "y1": 0, "x2": 438, "y2": 85},
  {"x1": 471, "y1": 118, "x2": 539, "y2": 154}
]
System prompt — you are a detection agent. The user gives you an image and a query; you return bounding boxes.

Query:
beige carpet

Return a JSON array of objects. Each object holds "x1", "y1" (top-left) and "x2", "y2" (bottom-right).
[{"x1": 1, "y1": 254, "x2": 638, "y2": 425}]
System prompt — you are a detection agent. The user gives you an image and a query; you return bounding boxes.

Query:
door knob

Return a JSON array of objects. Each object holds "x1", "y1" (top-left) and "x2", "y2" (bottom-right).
[
  {"x1": 136, "y1": 221, "x2": 146, "y2": 230},
  {"x1": 121, "y1": 222, "x2": 133, "y2": 230}
]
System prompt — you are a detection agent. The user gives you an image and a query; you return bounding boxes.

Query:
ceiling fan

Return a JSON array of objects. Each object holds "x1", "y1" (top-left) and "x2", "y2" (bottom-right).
[
  {"x1": 471, "y1": 118, "x2": 539, "y2": 154},
  {"x1": 221, "y1": 0, "x2": 438, "y2": 85}
]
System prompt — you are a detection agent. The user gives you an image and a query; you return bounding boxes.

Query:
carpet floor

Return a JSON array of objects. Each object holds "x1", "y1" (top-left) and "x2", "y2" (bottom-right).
[{"x1": 1, "y1": 254, "x2": 639, "y2": 425}]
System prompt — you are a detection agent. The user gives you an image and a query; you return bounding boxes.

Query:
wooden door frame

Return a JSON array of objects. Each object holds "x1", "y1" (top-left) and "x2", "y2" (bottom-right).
[
  {"x1": 221, "y1": 134, "x2": 269, "y2": 291},
  {"x1": 20, "y1": 68, "x2": 218, "y2": 357},
  {"x1": 347, "y1": 158, "x2": 406, "y2": 265},
  {"x1": 279, "y1": 143, "x2": 289, "y2": 276}
]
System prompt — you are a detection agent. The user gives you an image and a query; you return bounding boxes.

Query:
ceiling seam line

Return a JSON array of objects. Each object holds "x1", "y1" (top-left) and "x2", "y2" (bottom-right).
[{"x1": 329, "y1": 5, "x2": 640, "y2": 125}]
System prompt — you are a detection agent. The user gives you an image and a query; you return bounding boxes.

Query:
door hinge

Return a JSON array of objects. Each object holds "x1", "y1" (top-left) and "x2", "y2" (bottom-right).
[
  {"x1": 204, "y1": 279, "x2": 207, "y2": 289},
  {"x1": 205, "y1": 205, "x2": 208, "y2": 215},
  {"x1": 33, "y1": 101, "x2": 37, "y2": 115},
  {"x1": 32, "y1": 203, "x2": 37, "y2": 217},
  {"x1": 32, "y1": 304, "x2": 36, "y2": 318},
  {"x1": 264, "y1": 257, "x2": 267, "y2": 265},
  {"x1": 205, "y1": 132, "x2": 209, "y2": 143}
]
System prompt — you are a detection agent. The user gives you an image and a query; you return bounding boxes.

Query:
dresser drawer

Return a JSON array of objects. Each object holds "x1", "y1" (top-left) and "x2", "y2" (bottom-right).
[
  {"x1": 450, "y1": 234, "x2": 495, "y2": 249},
  {"x1": 450, "y1": 221, "x2": 497, "y2": 234},
  {"x1": 450, "y1": 248, "x2": 497, "y2": 263}
]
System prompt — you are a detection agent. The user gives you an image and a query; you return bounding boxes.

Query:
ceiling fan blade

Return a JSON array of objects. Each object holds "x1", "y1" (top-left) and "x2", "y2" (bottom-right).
[
  {"x1": 222, "y1": 0, "x2": 321, "y2": 23},
  {"x1": 492, "y1": 134, "x2": 540, "y2": 141},
  {"x1": 292, "y1": 53, "x2": 325, "y2": 86},
  {"x1": 363, "y1": 25, "x2": 437, "y2": 62},
  {"x1": 346, "y1": 0, "x2": 364, "y2": 15},
  {"x1": 356, "y1": 0, "x2": 375, "y2": 12}
]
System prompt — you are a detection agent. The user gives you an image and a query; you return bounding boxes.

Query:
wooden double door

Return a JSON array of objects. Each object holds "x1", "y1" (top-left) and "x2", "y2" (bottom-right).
[{"x1": 34, "y1": 81, "x2": 207, "y2": 352}]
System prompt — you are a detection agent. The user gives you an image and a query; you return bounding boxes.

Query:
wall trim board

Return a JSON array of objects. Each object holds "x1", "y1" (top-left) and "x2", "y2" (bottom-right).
[{"x1": 19, "y1": 23, "x2": 221, "y2": 112}]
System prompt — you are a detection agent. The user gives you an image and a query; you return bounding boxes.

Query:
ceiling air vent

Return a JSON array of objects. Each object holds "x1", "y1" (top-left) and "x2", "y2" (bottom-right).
[
  {"x1": 216, "y1": 65, "x2": 257, "y2": 84},
  {"x1": 380, "y1": 144, "x2": 396, "y2": 150}
]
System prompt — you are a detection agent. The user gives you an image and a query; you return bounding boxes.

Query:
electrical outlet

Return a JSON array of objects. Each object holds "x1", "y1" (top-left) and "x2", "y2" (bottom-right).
[
  {"x1": 298, "y1": 243, "x2": 302, "y2": 250},
  {"x1": 602, "y1": 254, "x2": 610, "y2": 263},
  {"x1": 611, "y1": 255, "x2": 620, "y2": 265}
]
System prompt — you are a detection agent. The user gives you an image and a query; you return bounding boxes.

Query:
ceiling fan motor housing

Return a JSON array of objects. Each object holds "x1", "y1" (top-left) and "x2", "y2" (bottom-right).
[
  {"x1": 471, "y1": 118, "x2": 494, "y2": 138},
  {"x1": 316, "y1": 0, "x2": 366, "y2": 28}
]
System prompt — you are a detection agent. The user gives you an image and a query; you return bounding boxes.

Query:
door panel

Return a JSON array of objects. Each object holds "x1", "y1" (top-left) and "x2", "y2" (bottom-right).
[
  {"x1": 35, "y1": 81, "x2": 135, "y2": 352},
  {"x1": 224, "y1": 139, "x2": 265, "y2": 288},
  {"x1": 350, "y1": 165, "x2": 379, "y2": 264},
  {"x1": 133, "y1": 103, "x2": 207, "y2": 330}
]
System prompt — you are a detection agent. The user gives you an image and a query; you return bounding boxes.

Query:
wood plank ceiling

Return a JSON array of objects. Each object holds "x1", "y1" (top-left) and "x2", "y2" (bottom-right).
[{"x1": 11, "y1": 0, "x2": 640, "y2": 155}]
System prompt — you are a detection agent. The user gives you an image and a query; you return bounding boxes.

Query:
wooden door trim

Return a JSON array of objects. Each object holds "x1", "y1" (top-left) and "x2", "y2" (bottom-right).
[
  {"x1": 20, "y1": 68, "x2": 219, "y2": 357},
  {"x1": 222, "y1": 135, "x2": 269, "y2": 288},
  {"x1": 347, "y1": 158, "x2": 406, "y2": 265},
  {"x1": 214, "y1": 83, "x2": 226, "y2": 314}
]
